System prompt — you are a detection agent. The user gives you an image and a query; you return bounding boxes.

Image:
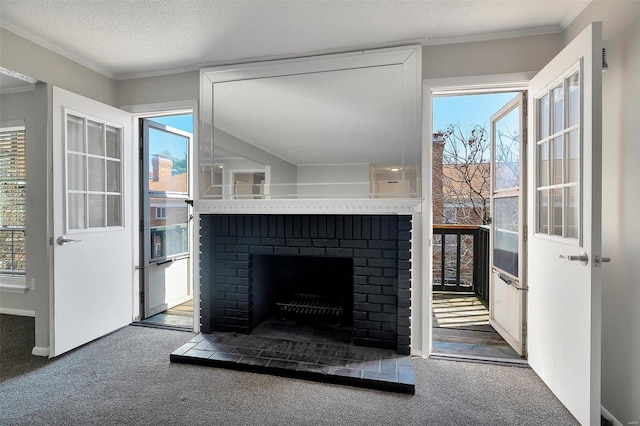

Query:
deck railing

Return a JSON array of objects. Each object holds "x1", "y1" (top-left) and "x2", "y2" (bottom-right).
[
  {"x1": 432, "y1": 224, "x2": 490, "y2": 304},
  {"x1": 0, "y1": 227, "x2": 26, "y2": 275}
]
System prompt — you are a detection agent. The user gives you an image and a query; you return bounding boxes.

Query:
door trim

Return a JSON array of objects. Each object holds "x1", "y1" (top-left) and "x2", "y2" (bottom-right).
[
  {"x1": 423, "y1": 73, "x2": 532, "y2": 358},
  {"x1": 125, "y1": 100, "x2": 199, "y2": 333}
]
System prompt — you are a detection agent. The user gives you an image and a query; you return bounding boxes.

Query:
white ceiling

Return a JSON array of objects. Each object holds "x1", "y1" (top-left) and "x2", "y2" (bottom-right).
[{"x1": 0, "y1": 0, "x2": 591, "y2": 79}]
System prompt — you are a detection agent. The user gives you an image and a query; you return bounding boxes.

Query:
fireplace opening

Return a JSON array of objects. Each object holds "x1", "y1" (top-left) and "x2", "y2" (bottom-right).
[{"x1": 252, "y1": 254, "x2": 354, "y2": 332}]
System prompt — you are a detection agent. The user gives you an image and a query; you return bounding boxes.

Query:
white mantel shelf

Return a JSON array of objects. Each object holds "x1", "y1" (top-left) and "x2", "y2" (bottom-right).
[{"x1": 194, "y1": 199, "x2": 423, "y2": 215}]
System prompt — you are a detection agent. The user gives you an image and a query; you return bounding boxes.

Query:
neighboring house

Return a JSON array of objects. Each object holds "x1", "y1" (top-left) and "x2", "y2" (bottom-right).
[
  {"x1": 148, "y1": 155, "x2": 188, "y2": 259},
  {"x1": 1, "y1": 2, "x2": 639, "y2": 425}
]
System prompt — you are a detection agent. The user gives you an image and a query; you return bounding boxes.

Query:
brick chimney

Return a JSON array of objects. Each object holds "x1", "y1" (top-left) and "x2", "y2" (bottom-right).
[
  {"x1": 152, "y1": 154, "x2": 173, "y2": 182},
  {"x1": 432, "y1": 133, "x2": 445, "y2": 223}
]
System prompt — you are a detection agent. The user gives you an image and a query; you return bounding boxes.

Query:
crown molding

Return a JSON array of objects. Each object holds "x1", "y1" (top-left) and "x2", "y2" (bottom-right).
[
  {"x1": 0, "y1": 22, "x2": 116, "y2": 79},
  {"x1": 425, "y1": 25, "x2": 561, "y2": 47}
]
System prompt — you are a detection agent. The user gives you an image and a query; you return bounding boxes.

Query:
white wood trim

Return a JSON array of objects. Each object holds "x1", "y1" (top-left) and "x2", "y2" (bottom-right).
[
  {"x1": 31, "y1": 346, "x2": 49, "y2": 357},
  {"x1": 424, "y1": 72, "x2": 543, "y2": 360},
  {"x1": 201, "y1": 46, "x2": 420, "y2": 83},
  {"x1": 0, "y1": 276, "x2": 28, "y2": 294},
  {"x1": 193, "y1": 199, "x2": 422, "y2": 215},
  {"x1": 128, "y1": 102, "x2": 198, "y2": 332},
  {"x1": 0, "y1": 307, "x2": 35, "y2": 316}
]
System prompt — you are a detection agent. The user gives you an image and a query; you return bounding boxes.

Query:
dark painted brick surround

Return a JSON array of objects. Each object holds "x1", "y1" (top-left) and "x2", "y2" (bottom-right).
[{"x1": 199, "y1": 214, "x2": 412, "y2": 355}]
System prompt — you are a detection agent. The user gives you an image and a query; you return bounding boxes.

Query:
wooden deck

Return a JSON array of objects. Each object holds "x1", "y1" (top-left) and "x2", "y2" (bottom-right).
[
  {"x1": 140, "y1": 299, "x2": 194, "y2": 329},
  {"x1": 432, "y1": 292, "x2": 525, "y2": 363}
]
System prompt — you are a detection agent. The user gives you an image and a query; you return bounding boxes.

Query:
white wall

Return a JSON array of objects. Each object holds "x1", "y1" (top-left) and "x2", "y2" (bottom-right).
[
  {"x1": 564, "y1": 3, "x2": 640, "y2": 424},
  {"x1": 422, "y1": 33, "x2": 562, "y2": 79},
  {"x1": 0, "y1": 84, "x2": 51, "y2": 351},
  {"x1": 296, "y1": 164, "x2": 371, "y2": 197},
  {"x1": 0, "y1": 28, "x2": 115, "y2": 105},
  {"x1": 116, "y1": 71, "x2": 199, "y2": 107}
]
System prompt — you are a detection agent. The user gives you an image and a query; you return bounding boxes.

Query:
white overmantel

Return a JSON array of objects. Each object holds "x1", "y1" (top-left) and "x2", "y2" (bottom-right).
[{"x1": 194, "y1": 198, "x2": 423, "y2": 215}]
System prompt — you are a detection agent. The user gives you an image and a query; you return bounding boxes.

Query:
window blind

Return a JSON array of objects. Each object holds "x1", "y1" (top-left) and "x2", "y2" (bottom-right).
[{"x1": 0, "y1": 125, "x2": 26, "y2": 274}]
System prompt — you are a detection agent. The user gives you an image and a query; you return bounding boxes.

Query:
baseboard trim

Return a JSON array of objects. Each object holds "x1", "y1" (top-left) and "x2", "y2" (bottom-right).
[
  {"x1": 601, "y1": 405, "x2": 623, "y2": 426},
  {"x1": 31, "y1": 346, "x2": 49, "y2": 357},
  {"x1": 0, "y1": 307, "x2": 35, "y2": 317}
]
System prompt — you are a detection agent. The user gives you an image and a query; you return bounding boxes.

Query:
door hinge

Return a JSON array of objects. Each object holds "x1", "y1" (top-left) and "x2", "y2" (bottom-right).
[{"x1": 523, "y1": 224, "x2": 528, "y2": 241}]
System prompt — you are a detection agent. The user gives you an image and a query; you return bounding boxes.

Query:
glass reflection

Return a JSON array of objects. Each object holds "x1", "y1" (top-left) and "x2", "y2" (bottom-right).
[
  {"x1": 149, "y1": 198, "x2": 189, "y2": 259},
  {"x1": 202, "y1": 48, "x2": 422, "y2": 200},
  {"x1": 494, "y1": 106, "x2": 520, "y2": 191},
  {"x1": 494, "y1": 196, "x2": 519, "y2": 277}
]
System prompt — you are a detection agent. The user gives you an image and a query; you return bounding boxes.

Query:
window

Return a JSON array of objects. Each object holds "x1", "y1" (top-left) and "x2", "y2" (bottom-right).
[
  {"x1": 535, "y1": 65, "x2": 580, "y2": 240},
  {"x1": 65, "y1": 112, "x2": 123, "y2": 230},
  {"x1": 155, "y1": 207, "x2": 166, "y2": 219},
  {"x1": 0, "y1": 124, "x2": 26, "y2": 276}
]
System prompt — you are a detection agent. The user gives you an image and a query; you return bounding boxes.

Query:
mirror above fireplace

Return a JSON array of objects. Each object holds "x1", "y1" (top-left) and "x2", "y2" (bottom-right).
[{"x1": 199, "y1": 45, "x2": 422, "y2": 200}]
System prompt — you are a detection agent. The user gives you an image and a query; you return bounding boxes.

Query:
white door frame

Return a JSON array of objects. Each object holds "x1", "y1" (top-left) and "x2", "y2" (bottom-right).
[
  {"x1": 122, "y1": 100, "x2": 199, "y2": 333},
  {"x1": 419, "y1": 72, "x2": 534, "y2": 357}
]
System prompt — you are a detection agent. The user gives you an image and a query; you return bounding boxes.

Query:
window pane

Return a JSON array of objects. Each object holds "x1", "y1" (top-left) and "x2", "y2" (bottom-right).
[
  {"x1": 552, "y1": 83, "x2": 564, "y2": 134},
  {"x1": 107, "y1": 195, "x2": 122, "y2": 226},
  {"x1": 88, "y1": 157, "x2": 105, "y2": 191},
  {"x1": 106, "y1": 126, "x2": 121, "y2": 159},
  {"x1": 537, "y1": 190, "x2": 549, "y2": 234},
  {"x1": 494, "y1": 106, "x2": 520, "y2": 191},
  {"x1": 538, "y1": 94, "x2": 549, "y2": 140},
  {"x1": 568, "y1": 71, "x2": 580, "y2": 127},
  {"x1": 551, "y1": 136, "x2": 563, "y2": 185},
  {"x1": 494, "y1": 196, "x2": 519, "y2": 277},
  {"x1": 551, "y1": 188, "x2": 563, "y2": 236},
  {"x1": 567, "y1": 130, "x2": 580, "y2": 183},
  {"x1": 67, "y1": 154, "x2": 86, "y2": 191},
  {"x1": 566, "y1": 186, "x2": 579, "y2": 239},
  {"x1": 88, "y1": 194, "x2": 105, "y2": 228},
  {"x1": 106, "y1": 160, "x2": 121, "y2": 192},
  {"x1": 67, "y1": 115, "x2": 85, "y2": 152},
  {"x1": 87, "y1": 120, "x2": 104, "y2": 156},
  {"x1": 68, "y1": 193, "x2": 86, "y2": 229},
  {"x1": 537, "y1": 142, "x2": 548, "y2": 187},
  {"x1": 149, "y1": 128, "x2": 188, "y2": 193},
  {"x1": 149, "y1": 197, "x2": 189, "y2": 259}
]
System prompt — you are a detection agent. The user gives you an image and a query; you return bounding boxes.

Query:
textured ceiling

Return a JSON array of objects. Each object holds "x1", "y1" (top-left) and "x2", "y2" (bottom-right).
[{"x1": 0, "y1": 0, "x2": 590, "y2": 79}]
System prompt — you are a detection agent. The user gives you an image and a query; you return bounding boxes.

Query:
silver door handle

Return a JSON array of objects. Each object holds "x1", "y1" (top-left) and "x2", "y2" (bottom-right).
[
  {"x1": 559, "y1": 251, "x2": 588, "y2": 265},
  {"x1": 594, "y1": 255, "x2": 611, "y2": 267},
  {"x1": 56, "y1": 236, "x2": 82, "y2": 245}
]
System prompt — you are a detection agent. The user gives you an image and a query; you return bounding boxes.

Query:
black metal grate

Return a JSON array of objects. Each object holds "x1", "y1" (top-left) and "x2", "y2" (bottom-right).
[{"x1": 276, "y1": 293, "x2": 343, "y2": 319}]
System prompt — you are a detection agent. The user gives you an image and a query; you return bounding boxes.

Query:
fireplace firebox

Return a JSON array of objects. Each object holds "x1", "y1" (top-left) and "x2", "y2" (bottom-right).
[{"x1": 199, "y1": 214, "x2": 412, "y2": 354}]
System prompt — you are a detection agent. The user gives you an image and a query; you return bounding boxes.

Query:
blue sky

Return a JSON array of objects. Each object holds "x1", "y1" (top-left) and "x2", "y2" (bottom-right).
[
  {"x1": 433, "y1": 92, "x2": 519, "y2": 133},
  {"x1": 148, "y1": 114, "x2": 193, "y2": 162},
  {"x1": 150, "y1": 114, "x2": 193, "y2": 133}
]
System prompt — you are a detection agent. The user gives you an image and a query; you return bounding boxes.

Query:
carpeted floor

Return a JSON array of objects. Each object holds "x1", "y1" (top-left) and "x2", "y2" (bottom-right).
[{"x1": 0, "y1": 314, "x2": 578, "y2": 425}]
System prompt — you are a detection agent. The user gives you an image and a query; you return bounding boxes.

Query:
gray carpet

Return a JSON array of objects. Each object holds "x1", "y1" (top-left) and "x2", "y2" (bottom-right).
[{"x1": 0, "y1": 315, "x2": 578, "y2": 425}]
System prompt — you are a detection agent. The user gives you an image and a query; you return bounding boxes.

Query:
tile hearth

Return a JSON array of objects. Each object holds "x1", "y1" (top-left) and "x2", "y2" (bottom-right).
[{"x1": 170, "y1": 326, "x2": 415, "y2": 394}]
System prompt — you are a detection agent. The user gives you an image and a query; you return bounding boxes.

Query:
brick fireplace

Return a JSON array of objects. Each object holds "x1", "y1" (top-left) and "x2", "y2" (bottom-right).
[{"x1": 199, "y1": 214, "x2": 412, "y2": 355}]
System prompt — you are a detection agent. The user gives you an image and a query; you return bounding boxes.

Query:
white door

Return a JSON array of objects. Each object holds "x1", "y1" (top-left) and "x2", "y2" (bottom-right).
[
  {"x1": 489, "y1": 93, "x2": 527, "y2": 356},
  {"x1": 527, "y1": 23, "x2": 602, "y2": 425},
  {"x1": 51, "y1": 87, "x2": 134, "y2": 356},
  {"x1": 142, "y1": 118, "x2": 192, "y2": 318}
]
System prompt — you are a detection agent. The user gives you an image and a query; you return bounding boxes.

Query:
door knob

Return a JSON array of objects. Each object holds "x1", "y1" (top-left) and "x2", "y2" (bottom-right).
[
  {"x1": 559, "y1": 251, "x2": 588, "y2": 265},
  {"x1": 56, "y1": 236, "x2": 82, "y2": 245},
  {"x1": 594, "y1": 255, "x2": 611, "y2": 267}
]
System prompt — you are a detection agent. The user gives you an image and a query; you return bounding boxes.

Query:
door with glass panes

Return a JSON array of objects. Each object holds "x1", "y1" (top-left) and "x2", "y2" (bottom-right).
[
  {"x1": 51, "y1": 87, "x2": 133, "y2": 356},
  {"x1": 489, "y1": 92, "x2": 527, "y2": 356},
  {"x1": 526, "y1": 23, "x2": 602, "y2": 425},
  {"x1": 141, "y1": 118, "x2": 192, "y2": 318}
]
